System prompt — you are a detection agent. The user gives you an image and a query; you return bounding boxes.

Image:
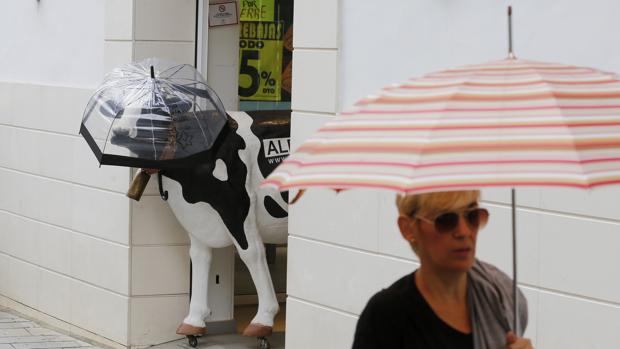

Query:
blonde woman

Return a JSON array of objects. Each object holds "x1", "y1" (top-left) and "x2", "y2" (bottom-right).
[{"x1": 352, "y1": 190, "x2": 533, "y2": 349}]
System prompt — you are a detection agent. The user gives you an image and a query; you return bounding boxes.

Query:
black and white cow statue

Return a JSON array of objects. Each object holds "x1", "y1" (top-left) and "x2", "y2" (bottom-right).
[{"x1": 156, "y1": 110, "x2": 290, "y2": 348}]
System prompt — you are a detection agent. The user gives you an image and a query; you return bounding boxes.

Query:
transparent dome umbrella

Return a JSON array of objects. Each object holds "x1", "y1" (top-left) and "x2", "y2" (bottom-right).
[{"x1": 80, "y1": 58, "x2": 228, "y2": 170}]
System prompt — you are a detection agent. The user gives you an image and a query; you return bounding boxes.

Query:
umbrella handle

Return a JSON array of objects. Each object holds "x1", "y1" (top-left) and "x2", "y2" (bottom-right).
[
  {"x1": 127, "y1": 170, "x2": 151, "y2": 201},
  {"x1": 158, "y1": 172, "x2": 169, "y2": 201}
]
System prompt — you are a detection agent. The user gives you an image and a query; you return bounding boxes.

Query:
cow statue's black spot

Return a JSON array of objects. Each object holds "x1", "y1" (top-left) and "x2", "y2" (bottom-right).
[
  {"x1": 263, "y1": 196, "x2": 288, "y2": 219},
  {"x1": 162, "y1": 118, "x2": 252, "y2": 250}
]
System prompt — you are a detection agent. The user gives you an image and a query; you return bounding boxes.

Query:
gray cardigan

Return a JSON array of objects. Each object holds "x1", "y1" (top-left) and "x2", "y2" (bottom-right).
[{"x1": 468, "y1": 260, "x2": 528, "y2": 349}]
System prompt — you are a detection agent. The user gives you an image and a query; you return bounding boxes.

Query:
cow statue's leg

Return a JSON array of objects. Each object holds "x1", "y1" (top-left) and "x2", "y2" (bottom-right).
[
  {"x1": 177, "y1": 234, "x2": 212, "y2": 336},
  {"x1": 235, "y1": 214, "x2": 279, "y2": 337}
]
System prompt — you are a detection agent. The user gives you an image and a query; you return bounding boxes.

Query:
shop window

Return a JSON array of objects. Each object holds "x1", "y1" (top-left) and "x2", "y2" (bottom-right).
[{"x1": 237, "y1": 0, "x2": 293, "y2": 111}]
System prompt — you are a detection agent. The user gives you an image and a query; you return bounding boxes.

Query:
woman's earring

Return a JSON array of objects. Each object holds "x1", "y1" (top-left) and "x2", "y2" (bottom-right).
[{"x1": 408, "y1": 237, "x2": 419, "y2": 254}]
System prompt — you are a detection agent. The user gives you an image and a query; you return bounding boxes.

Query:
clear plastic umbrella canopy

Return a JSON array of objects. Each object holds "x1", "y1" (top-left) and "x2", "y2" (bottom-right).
[{"x1": 80, "y1": 58, "x2": 228, "y2": 168}]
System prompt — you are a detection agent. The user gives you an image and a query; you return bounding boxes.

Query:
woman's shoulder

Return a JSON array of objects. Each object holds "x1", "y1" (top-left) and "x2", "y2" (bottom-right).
[
  {"x1": 353, "y1": 274, "x2": 416, "y2": 349},
  {"x1": 365, "y1": 273, "x2": 416, "y2": 309}
]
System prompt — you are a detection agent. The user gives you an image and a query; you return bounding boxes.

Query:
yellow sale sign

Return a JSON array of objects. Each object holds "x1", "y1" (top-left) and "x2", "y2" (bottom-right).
[
  {"x1": 238, "y1": 21, "x2": 283, "y2": 101},
  {"x1": 239, "y1": 0, "x2": 275, "y2": 22}
]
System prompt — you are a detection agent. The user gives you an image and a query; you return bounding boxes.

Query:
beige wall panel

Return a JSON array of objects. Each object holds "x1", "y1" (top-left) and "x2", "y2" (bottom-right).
[
  {"x1": 134, "y1": 0, "x2": 196, "y2": 41},
  {"x1": 536, "y1": 290, "x2": 620, "y2": 348},
  {"x1": 293, "y1": 0, "x2": 339, "y2": 49},
  {"x1": 37, "y1": 269, "x2": 73, "y2": 325},
  {"x1": 0, "y1": 211, "x2": 71, "y2": 275},
  {"x1": 0, "y1": 254, "x2": 8, "y2": 296},
  {"x1": 70, "y1": 280, "x2": 129, "y2": 345},
  {"x1": 131, "y1": 196, "x2": 189, "y2": 246},
  {"x1": 104, "y1": 41, "x2": 134, "y2": 75},
  {"x1": 285, "y1": 297, "x2": 357, "y2": 349},
  {"x1": 537, "y1": 212, "x2": 620, "y2": 303},
  {"x1": 131, "y1": 246, "x2": 190, "y2": 296},
  {"x1": 376, "y1": 190, "x2": 419, "y2": 261},
  {"x1": 133, "y1": 41, "x2": 195, "y2": 65},
  {"x1": 105, "y1": 0, "x2": 134, "y2": 41},
  {"x1": 70, "y1": 234, "x2": 129, "y2": 295},
  {"x1": 0, "y1": 168, "x2": 130, "y2": 245},
  {"x1": 521, "y1": 287, "x2": 539, "y2": 346},
  {"x1": 289, "y1": 188, "x2": 380, "y2": 251},
  {"x1": 287, "y1": 236, "x2": 415, "y2": 315},
  {"x1": 516, "y1": 187, "x2": 620, "y2": 222},
  {"x1": 0, "y1": 126, "x2": 129, "y2": 193},
  {"x1": 291, "y1": 50, "x2": 338, "y2": 113},
  {"x1": 6, "y1": 258, "x2": 38, "y2": 307},
  {"x1": 0, "y1": 83, "x2": 92, "y2": 136}
]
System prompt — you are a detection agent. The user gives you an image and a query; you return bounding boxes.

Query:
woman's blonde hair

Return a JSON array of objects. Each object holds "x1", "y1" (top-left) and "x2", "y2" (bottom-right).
[{"x1": 396, "y1": 190, "x2": 481, "y2": 218}]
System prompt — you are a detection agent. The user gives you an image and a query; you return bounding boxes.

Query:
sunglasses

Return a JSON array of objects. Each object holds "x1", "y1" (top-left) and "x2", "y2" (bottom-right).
[{"x1": 414, "y1": 207, "x2": 489, "y2": 234}]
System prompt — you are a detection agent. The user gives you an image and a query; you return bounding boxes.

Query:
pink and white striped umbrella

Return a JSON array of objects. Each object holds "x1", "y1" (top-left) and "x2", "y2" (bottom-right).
[{"x1": 263, "y1": 58, "x2": 620, "y2": 194}]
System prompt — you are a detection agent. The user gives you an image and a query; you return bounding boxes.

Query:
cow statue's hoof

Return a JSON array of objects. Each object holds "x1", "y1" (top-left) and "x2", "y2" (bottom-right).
[
  {"x1": 177, "y1": 323, "x2": 207, "y2": 336},
  {"x1": 187, "y1": 335, "x2": 198, "y2": 348},
  {"x1": 176, "y1": 323, "x2": 206, "y2": 348},
  {"x1": 258, "y1": 336, "x2": 270, "y2": 349},
  {"x1": 242, "y1": 323, "x2": 273, "y2": 337}
]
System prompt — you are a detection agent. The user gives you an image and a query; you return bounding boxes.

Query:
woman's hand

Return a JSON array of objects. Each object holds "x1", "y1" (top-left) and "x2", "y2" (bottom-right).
[{"x1": 506, "y1": 331, "x2": 533, "y2": 349}]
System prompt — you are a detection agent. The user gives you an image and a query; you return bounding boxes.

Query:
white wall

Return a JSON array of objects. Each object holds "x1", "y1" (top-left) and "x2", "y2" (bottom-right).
[
  {"x1": 0, "y1": 1, "x2": 132, "y2": 346},
  {"x1": 339, "y1": 0, "x2": 620, "y2": 109},
  {"x1": 289, "y1": 1, "x2": 620, "y2": 348},
  {"x1": 0, "y1": 1, "x2": 198, "y2": 347},
  {"x1": 0, "y1": 0, "x2": 105, "y2": 88}
]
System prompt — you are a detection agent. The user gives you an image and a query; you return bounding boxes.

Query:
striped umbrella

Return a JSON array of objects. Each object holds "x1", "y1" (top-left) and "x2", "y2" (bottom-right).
[
  {"x1": 263, "y1": 58, "x2": 620, "y2": 193},
  {"x1": 262, "y1": 56, "x2": 620, "y2": 336}
]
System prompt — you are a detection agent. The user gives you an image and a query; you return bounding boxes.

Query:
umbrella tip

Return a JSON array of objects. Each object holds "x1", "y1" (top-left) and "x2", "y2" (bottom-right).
[
  {"x1": 507, "y1": 5, "x2": 516, "y2": 59},
  {"x1": 150, "y1": 66, "x2": 155, "y2": 79}
]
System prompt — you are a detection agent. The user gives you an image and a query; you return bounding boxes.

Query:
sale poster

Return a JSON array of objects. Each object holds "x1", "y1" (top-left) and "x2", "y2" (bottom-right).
[{"x1": 238, "y1": 0, "x2": 293, "y2": 103}]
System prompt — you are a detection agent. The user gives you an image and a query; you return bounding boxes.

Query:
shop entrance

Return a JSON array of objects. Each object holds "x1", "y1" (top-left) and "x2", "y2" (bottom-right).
[{"x1": 196, "y1": 0, "x2": 293, "y2": 338}]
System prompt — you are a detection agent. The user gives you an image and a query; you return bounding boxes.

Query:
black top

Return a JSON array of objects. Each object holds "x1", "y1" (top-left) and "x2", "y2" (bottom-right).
[{"x1": 352, "y1": 272, "x2": 473, "y2": 349}]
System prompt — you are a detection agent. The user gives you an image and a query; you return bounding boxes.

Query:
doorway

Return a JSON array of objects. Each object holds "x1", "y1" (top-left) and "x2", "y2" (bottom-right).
[{"x1": 197, "y1": 0, "x2": 293, "y2": 336}]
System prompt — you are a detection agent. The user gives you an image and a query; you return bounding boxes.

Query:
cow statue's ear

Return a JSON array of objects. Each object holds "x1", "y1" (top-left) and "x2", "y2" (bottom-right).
[
  {"x1": 226, "y1": 117, "x2": 238, "y2": 130},
  {"x1": 212, "y1": 159, "x2": 228, "y2": 182}
]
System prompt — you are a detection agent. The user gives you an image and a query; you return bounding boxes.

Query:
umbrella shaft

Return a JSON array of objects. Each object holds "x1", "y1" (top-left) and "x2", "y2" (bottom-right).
[
  {"x1": 511, "y1": 188, "x2": 519, "y2": 334},
  {"x1": 508, "y1": 7, "x2": 512, "y2": 55}
]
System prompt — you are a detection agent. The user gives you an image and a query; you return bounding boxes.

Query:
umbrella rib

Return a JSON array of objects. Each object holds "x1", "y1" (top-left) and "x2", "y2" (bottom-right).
[
  {"x1": 535, "y1": 65, "x2": 589, "y2": 185},
  {"x1": 166, "y1": 77, "x2": 206, "y2": 85},
  {"x1": 149, "y1": 81, "x2": 159, "y2": 159},
  {"x1": 118, "y1": 81, "x2": 152, "y2": 110},
  {"x1": 101, "y1": 105, "x2": 124, "y2": 159},
  {"x1": 81, "y1": 89, "x2": 106, "y2": 124},
  {"x1": 159, "y1": 64, "x2": 189, "y2": 78},
  {"x1": 407, "y1": 69, "x2": 478, "y2": 190},
  {"x1": 158, "y1": 79, "x2": 211, "y2": 144}
]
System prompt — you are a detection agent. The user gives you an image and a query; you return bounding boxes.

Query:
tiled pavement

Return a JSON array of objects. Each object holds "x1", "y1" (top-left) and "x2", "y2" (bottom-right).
[
  {"x1": 0, "y1": 307, "x2": 101, "y2": 349},
  {"x1": 0, "y1": 306, "x2": 284, "y2": 349}
]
